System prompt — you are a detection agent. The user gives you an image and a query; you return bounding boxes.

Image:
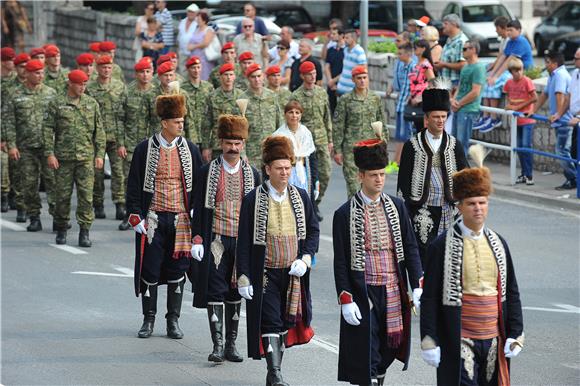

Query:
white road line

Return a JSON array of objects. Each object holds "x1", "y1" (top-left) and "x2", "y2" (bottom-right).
[
  {"x1": 71, "y1": 271, "x2": 132, "y2": 278},
  {"x1": 113, "y1": 267, "x2": 134, "y2": 276},
  {"x1": 523, "y1": 303, "x2": 580, "y2": 314},
  {"x1": 0, "y1": 218, "x2": 26, "y2": 231},
  {"x1": 49, "y1": 244, "x2": 88, "y2": 255},
  {"x1": 491, "y1": 196, "x2": 580, "y2": 218}
]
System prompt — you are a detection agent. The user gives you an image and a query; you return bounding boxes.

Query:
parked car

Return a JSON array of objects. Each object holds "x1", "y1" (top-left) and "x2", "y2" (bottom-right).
[
  {"x1": 534, "y1": 1, "x2": 580, "y2": 56},
  {"x1": 548, "y1": 31, "x2": 580, "y2": 61},
  {"x1": 254, "y1": 4, "x2": 316, "y2": 35},
  {"x1": 441, "y1": 0, "x2": 515, "y2": 54},
  {"x1": 349, "y1": 1, "x2": 441, "y2": 33}
]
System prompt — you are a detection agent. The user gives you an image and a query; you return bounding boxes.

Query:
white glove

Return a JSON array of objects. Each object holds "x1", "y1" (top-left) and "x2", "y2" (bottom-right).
[
  {"x1": 238, "y1": 285, "x2": 254, "y2": 300},
  {"x1": 191, "y1": 244, "x2": 204, "y2": 261},
  {"x1": 341, "y1": 302, "x2": 362, "y2": 326},
  {"x1": 288, "y1": 259, "x2": 307, "y2": 277},
  {"x1": 133, "y1": 219, "x2": 146, "y2": 234},
  {"x1": 421, "y1": 347, "x2": 441, "y2": 368},
  {"x1": 504, "y1": 338, "x2": 522, "y2": 358},
  {"x1": 314, "y1": 181, "x2": 320, "y2": 201},
  {"x1": 412, "y1": 288, "x2": 423, "y2": 310}
]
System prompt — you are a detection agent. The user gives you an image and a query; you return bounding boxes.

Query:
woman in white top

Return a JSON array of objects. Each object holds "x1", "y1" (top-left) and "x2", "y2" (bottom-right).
[
  {"x1": 133, "y1": 2, "x2": 155, "y2": 62},
  {"x1": 187, "y1": 11, "x2": 216, "y2": 80}
]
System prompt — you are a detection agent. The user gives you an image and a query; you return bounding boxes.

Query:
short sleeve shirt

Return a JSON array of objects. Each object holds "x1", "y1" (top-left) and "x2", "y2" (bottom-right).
[
  {"x1": 546, "y1": 65, "x2": 573, "y2": 127},
  {"x1": 440, "y1": 32, "x2": 468, "y2": 82},
  {"x1": 456, "y1": 62, "x2": 486, "y2": 113},
  {"x1": 503, "y1": 76, "x2": 536, "y2": 125},
  {"x1": 337, "y1": 44, "x2": 367, "y2": 95},
  {"x1": 504, "y1": 35, "x2": 533, "y2": 70}
]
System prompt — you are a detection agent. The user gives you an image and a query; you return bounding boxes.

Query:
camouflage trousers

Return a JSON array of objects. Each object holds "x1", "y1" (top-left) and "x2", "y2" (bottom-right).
[
  {"x1": 1, "y1": 151, "x2": 9, "y2": 193},
  {"x1": 315, "y1": 145, "x2": 331, "y2": 204},
  {"x1": 16, "y1": 148, "x2": 56, "y2": 216},
  {"x1": 94, "y1": 141, "x2": 125, "y2": 207},
  {"x1": 122, "y1": 151, "x2": 133, "y2": 182},
  {"x1": 342, "y1": 147, "x2": 361, "y2": 199},
  {"x1": 53, "y1": 159, "x2": 95, "y2": 230},
  {"x1": 9, "y1": 157, "x2": 20, "y2": 203}
]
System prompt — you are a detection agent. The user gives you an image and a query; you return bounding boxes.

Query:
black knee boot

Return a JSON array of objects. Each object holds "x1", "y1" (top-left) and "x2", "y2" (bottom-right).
[
  {"x1": 207, "y1": 303, "x2": 224, "y2": 362},
  {"x1": 262, "y1": 334, "x2": 289, "y2": 386},
  {"x1": 224, "y1": 301, "x2": 243, "y2": 362},
  {"x1": 166, "y1": 279, "x2": 184, "y2": 339},
  {"x1": 138, "y1": 281, "x2": 157, "y2": 338},
  {"x1": 1, "y1": 193, "x2": 8, "y2": 212}
]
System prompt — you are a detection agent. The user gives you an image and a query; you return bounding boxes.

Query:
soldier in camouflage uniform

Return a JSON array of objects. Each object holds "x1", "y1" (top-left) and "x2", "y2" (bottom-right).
[
  {"x1": 236, "y1": 51, "x2": 255, "y2": 92},
  {"x1": 180, "y1": 56, "x2": 214, "y2": 146},
  {"x1": 333, "y1": 65, "x2": 386, "y2": 198},
  {"x1": 202, "y1": 63, "x2": 244, "y2": 162},
  {"x1": 89, "y1": 41, "x2": 125, "y2": 83},
  {"x1": 86, "y1": 55, "x2": 127, "y2": 221},
  {"x1": 152, "y1": 54, "x2": 186, "y2": 86},
  {"x1": 1, "y1": 48, "x2": 16, "y2": 212},
  {"x1": 290, "y1": 61, "x2": 332, "y2": 220},
  {"x1": 241, "y1": 63, "x2": 281, "y2": 168},
  {"x1": 116, "y1": 58, "x2": 155, "y2": 230},
  {"x1": 208, "y1": 42, "x2": 244, "y2": 89},
  {"x1": 44, "y1": 70, "x2": 106, "y2": 247},
  {"x1": 43, "y1": 45, "x2": 69, "y2": 94},
  {"x1": 4, "y1": 59, "x2": 57, "y2": 231},
  {"x1": 265, "y1": 65, "x2": 292, "y2": 111},
  {"x1": 30, "y1": 47, "x2": 46, "y2": 65},
  {"x1": 76, "y1": 53, "x2": 95, "y2": 79}
]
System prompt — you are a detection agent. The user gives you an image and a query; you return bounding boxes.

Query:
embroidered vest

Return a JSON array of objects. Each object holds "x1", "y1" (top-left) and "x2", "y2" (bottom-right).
[
  {"x1": 363, "y1": 200, "x2": 397, "y2": 286},
  {"x1": 213, "y1": 167, "x2": 243, "y2": 237},
  {"x1": 151, "y1": 146, "x2": 186, "y2": 213},
  {"x1": 265, "y1": 196, "x2": 298, "y2": 268}
]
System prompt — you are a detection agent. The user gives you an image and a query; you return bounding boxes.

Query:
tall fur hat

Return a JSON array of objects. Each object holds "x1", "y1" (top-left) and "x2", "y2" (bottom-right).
[
  {"x1": 155, "y1": 94, "x2": 186, "y2": 120},
  {"x1": 262, "y1": 136, "x2": 295, "y2": 165},
  {"x1": 422, "y1": 78, "x2": 451, "y2": 113},
  {"x1": 353, "y1": 139, "x2": 389, "y2": 170},
  {"x1": 452, "y1": 144, "x2": 493, "y2": 200},
  {"x1": 218, "y1": 114, "x2": 248, "y2": 140}
]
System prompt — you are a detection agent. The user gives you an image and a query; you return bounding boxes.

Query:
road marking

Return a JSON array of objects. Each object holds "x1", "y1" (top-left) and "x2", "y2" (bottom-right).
[
  {"x1": 320, "y1": 234, "x2": 333, "y2": 243},
  {"x1": 72, "y1": 266, "x2": 133, "y2": 278},
  {"x1": 113, "y1": 267, "x2": 134, "y2": 276},
  {"x1": 0, "y1": 218, "x2": 26, "y2": 231},
  {"x1": 492, "y1": 196, "x2": 580, "y2": 219},
  {"x1": 523, "y1": 303, "x2": 580, "y2": 314},
  {"x1": 49, "y1": 244, "x2": 88, "y2": 255}
]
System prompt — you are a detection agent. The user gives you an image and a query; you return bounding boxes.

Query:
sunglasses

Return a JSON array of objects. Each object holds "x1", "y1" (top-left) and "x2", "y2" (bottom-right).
[
  {"x1": 277, "y1": 46, "x2": 287, "y2": 50},
  {"x1": 243, "y1": 25, "x2": 253, "y2": 29},
  {"x1": 463, "y1": 46, "x2": 473, "y2": 51}
]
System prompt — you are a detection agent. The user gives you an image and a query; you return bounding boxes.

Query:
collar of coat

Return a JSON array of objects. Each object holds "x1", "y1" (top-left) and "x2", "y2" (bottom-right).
[
  {"x1": 349, "y1": 192, "x2": 405, "y2": 272},
  {"x1": 252, "y1": 183, "x2": 306, "y2": 245},
  {"x1": 442, "y1": 222, "x2": 507, "y2": 307},
  {"x1": 204, "y1": 156, "x2": 255, "y2": 209},
  {"x1": 142, "y1": 134, "x2": 193, "y2": 194}
]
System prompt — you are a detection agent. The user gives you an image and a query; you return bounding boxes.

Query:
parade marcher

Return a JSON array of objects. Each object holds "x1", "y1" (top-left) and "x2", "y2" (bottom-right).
[
  {"x1": 207, "y1": 42, "x2": 244, "y2": 89},
  {"x1": 265, "y1": 65, "x2": 291, "y2": 110},
  {"x1": 290, "y1": 61, "x2": 332, "y2": 220},
  {"x1": 203, "y1": 63, "x2": 244, "y2": 163},
  {"x1": 43, "y1": 44, "x2": 68, "y2": 92},
  {"x1": 76, "y1": 53, "x2": 95, "y2": 79},
  {"x1": 126, "y1": 87, "x2": 203, "y2": 340},
  {"x1": 191, "y1": 114, "x2": 260, "y2": 363},
  {"x1": 116, "y1": 57, "x2": 155, "y2": 231},
  {"x1": 87, "y1": 55, "x2": 127, "y2": 221},
  {"x1": 155, "y1": 53, "x2": 186, "y2": 85},
  {"x1": 333, "y1": 138, "x2": 423, "y2": 386},
  {"x1": 97, "y1": 41, "x2": 126, "y2": 83},
  {"x1": 333, "y1": 65, "x2": 386, "y2": 198},
  {"x1": 236, "y1": 136, "x2": 319, "y2": 386},
  {"x1": 181, "y1": 56, "x2": 214, "y2": 147},
  {"x1": 29, "y1": 47, "x2": 46, "y2": 64},
  {"x1": 4, "y1": 59, "x2": 57, "y2": 231},
  {"x1": 236, "y1": 51, "x2": 254, "y2": 91},
  {"x1": 420, "y1": 145, "x2": 524, "y2": 386},
  {"x1": 0, "y1": 47, "x2": 16, "y2": 212},
  {"x1": 397, "y1": 81, "x2": 469, "y2": 266},
  {"x1": 89, "y1": 42, "x2": 101, "y2": 60},
  {"x1": 43, "y1": 70, "x2": 106, "y2": 247},
  {"x1": 240, "y1": 63, "x2": 281, "y2": 168}
]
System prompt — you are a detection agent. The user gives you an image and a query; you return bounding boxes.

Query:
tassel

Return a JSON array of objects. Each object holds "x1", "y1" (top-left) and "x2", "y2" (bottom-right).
[
  {"x1": 144, "y1": 286, "x2": 150, "y2": 297},
  {"x1": 211, "y1": 310, "x2": 218, "y2": 323},
  {"x1": 232, "y1": 312, "x2": 239, "y2": 321},
  {"x1": 267, "y1": 342, "x2": 273, "y2": 353},
  {"x1": 174, "y1": 285, "x2": 181, "y2": 294},
  {"x1": 280, "y1": 341, "x2": 285, "y2": 352}
]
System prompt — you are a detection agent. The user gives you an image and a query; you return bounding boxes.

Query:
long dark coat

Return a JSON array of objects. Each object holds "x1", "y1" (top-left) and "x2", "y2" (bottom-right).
[{"x1": 332, "y1": 193, "x2": 423, "y2": 385}]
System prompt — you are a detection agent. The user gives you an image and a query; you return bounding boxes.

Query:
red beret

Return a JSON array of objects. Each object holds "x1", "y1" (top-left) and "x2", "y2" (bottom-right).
[
  {"x1": 25, "y1": 59, "x2": 44, "y2": 72},
  {"x1": 185, "y1": 56, "x2": 201, "y2": 68},
  {"x1": 76, "y1": 53, "x2": 95, "y2": 66},
  {"x1": 29, "y1": 47, "x2": 45, "y2": 58},
  {"x1": 14, "y1": 53, "x2": 30, "y2": 66},
  {"x1": 219, "y1": 63, "x2": 235, "y2": 74},
  {"x1": 299, "y1": 61, "x2": 315, "y2": 74},
  {"x1": 238, "y1": 51, "x2": 254, "y2": 62},
  {"x1": 96, "y1": 55, "x2": 113, "y2": 65},
  {"x1": 167, "y1": 51, "x2": 177, "y2": 59},
  {"x1": 134, "y1": 58, "x2": 152, "y2": 71},
  {"x1": 265, "y1": 65, "x2": 281, "y2": 76},
  {"x1": 157, "y1": 61, "x2": 175, "y2": 75},
  {"x1": 1, "y1": 47, "x2": 15, "y2": 61},
  {"x1": 245, "y1": 63, "x2": 261, "y2": 77},
  {"x1": 89, "y1": 42, "x2": 101, "y2": 52},
  {"x1": 157, "y1": 54, "x2": 171, "y2": 66},
  {"x1": 68, "y1": 69, "x2": 89, "y2": 84},
  {"x1": 45, "y1": 45, "x2": 60, "y2": 57},
  {"x1": 99, "y1": 41, "x2": 116, "y2": 52},
  {"x1": 221, "y1": 42, "x2": 235, "y2": 53},
  {"x1": 351, "y1": 65, "x2": 368, "y2": 77}
]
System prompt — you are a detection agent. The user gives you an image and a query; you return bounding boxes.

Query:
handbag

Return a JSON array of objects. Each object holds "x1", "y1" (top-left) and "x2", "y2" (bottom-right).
[{"x1": 204, "y1": 35, "x2": 222, "y2": 62}]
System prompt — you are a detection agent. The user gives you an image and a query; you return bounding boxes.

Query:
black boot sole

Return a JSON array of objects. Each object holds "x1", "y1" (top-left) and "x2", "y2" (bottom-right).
[{"x1": 208, "y1": 353, "x2": 225, "y2": 362}]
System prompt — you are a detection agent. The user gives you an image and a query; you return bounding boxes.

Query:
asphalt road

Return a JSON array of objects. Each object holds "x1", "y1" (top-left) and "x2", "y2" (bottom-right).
[{"x1": 1, "y1": 164, "x2": 579, "y2": 385}]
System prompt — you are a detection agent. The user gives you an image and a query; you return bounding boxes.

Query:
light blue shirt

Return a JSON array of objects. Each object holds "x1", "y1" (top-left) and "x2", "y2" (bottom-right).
[
  {"x1": 546, "y1": 65, "x2": 573, "y2": 127},
  {"x1": 337, "y1": 44, "x2": 367, "y2": 95}
]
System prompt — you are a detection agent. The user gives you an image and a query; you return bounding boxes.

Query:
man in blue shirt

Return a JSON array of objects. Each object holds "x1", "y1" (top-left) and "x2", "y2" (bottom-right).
[
  {"x1": 235, "y1": 2, "x2": 269, "y2": 37},
  {"x1": 488, "y1": 19, "x2": 533, "y2": 84},
  {"x1": 154, "y1": 0, "x2": 174, "y2": 55}
]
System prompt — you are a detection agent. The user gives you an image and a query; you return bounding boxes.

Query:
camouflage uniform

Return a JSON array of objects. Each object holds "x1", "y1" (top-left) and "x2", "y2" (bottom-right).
[
  {"x1": 44, "y1": 67, "x2": 69, "y2": 94},
  {"x1": 203, "y1": 87, "x2": 244, "y2": 155},
  {"x1": 145, "y1": 83, "x2": 194, "y2": 141},
  {"x1": 291, "y1": 84, "x2": 333, "y2": 203},
  {"x1": 0, "y1": 73, "x2": 16, "y2": 196},
  {"x1": 3, "y1": 83, "x2": 57, "y2": 216},
  {"x1": 152, "y1": 72, "x2": 186, "y2": 87},
  {"x1": 43, "y1": 93, "x2": 106, "y2": 230},
  {"x1": 208, "y1": 63, "x2": 244, "y2": 89},
  {"x1": 272, "y1": 87, "x2": 292, "y2": 111},
  {"x1": 1, "y1": 76, "x2": 25, "y2": 201},
  {"x1": 180, "y1": 79, "x2": 214, "y2": 145},
  {"x1": 89, "y1": 62, "x2": 125, "y2": 83},
  {"x1": 242, "y1": 88, "x2": 281, "y2": 168},
  {"x1": 87, "y1": 78, "x2": 127, "y2": 207},
  {"x1": 333, "y1": 90, "x2": 387, "y2": 198}
]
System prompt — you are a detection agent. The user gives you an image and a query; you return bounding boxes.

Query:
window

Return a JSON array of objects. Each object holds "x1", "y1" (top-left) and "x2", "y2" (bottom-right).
[{"x1": 462, "y1": 5, "x2": 510, "y2": 23}]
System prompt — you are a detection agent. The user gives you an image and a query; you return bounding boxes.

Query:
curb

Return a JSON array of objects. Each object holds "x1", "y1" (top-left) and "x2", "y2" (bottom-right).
[{"x1": 492, "y1": 183, "x2": 580, "y2": 212}]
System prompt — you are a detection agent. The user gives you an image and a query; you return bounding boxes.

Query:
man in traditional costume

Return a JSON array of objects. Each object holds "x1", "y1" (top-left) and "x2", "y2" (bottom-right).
[
  {"x1": 126, "y1": 86, "x2": 203, "y2": 339},
  {"x1": 190, "y1": 114, "x2": 260, "y2": 363},
  {"x1": 332, "y1": 139, "x2": 423, "y2": 386},
  {"x1": 420, "y1": 145, "x2": 524, "y2": 386},
  {"x1": 236, "y1": 136, "x2": 319, "y2": 386},
  {"x1": 397, "y1": 82, "x2": 469, "y2": 265}
]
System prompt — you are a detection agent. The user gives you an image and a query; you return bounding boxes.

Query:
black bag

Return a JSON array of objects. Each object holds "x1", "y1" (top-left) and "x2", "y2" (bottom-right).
[{"x1": 403, "y1": 103, "x2": 424, "y2": 122}]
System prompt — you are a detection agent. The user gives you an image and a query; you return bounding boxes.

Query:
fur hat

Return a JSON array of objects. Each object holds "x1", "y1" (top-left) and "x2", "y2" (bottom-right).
[
  {"x1": 353, "y1": 139, "x2": 389, "y2": 170},
  {"x1": 422, "y1": 78, "x2": 451, "y2": 113},
  {"x1": 156, "y1": 94, "x2": 186, "y2": 120},
  {"x1": 262, "y1": 136, "x2": 295, "y2": 165},
  {"x1": 218, "y1": 114, "x2": 248, "y2": 140},
  {"x1": 452, "y1": 144, "x2": 493, "y2": 200}
]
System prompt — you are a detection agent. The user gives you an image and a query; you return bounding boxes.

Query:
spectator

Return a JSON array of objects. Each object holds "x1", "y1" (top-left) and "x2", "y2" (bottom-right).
[
  {"x1": 405, "y1": 39, "x2": 436, "y2": 130},
  {"x1": 451, "y1": 39, "x2": 486, "y2": 155},
  {"x1": 321, "y1": 18, "x2": 344, "y2": 61},
  {"x1": 233, "y1": 17, "x2": 268, "y2": 68},
  {"x1": 421, "y1": 26, "x2": 442, "y2": 63},
  {"x1": 489, "y1": 19, "x2": 533, "y2": 82},
  {"x1": 132, "y1": 1, "x2": 155, "y2": 62},
  {"x1": 289, "y1": 39, "x2": 322, "y2": 91},
  {"x1": 268, "y1": 26, "x2": 299, "y2": 63},
  {"x1": 503, "y1": 57, "x2": 538, "y2": 185},
  {"x1": 336, "y1": 29, "x2": 367, "y2": 96},
  {"x1": 568, "y1": 48, "x2": 580, "y2": 163},
  {"x1": 187, "y1": 11, "x2": 215, "y2": 81},
  {"x1": 324, "y1": 28, "x2": 345, "y2": 113},
  {"x1": 1, "y1": 0, "x2": 32, "y2": 53},
  {"x1": 177, "y1": 3, "x2": 199, "y2": 72},
  {"x1": 154, "y1": 0, "x2": 174, "y2": 54},
  {"x1": 407, "y1": 17, "x2": 429, "y2": 44},
  {"x1": 140, "y1": 17, "x2": 164, "y2": 70},
  {"x1": 531, "y1": 51, "x2": 576, "y2": 190},
  {"x1": 270, "y1": 40, "x2": 292, "y2": 87},
  {"x1": 235, "y1": 2, "x2": 269, "y2": 37},
  {"x1": 434, "y1": 13, "x2": 468, "y2": 88}
]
